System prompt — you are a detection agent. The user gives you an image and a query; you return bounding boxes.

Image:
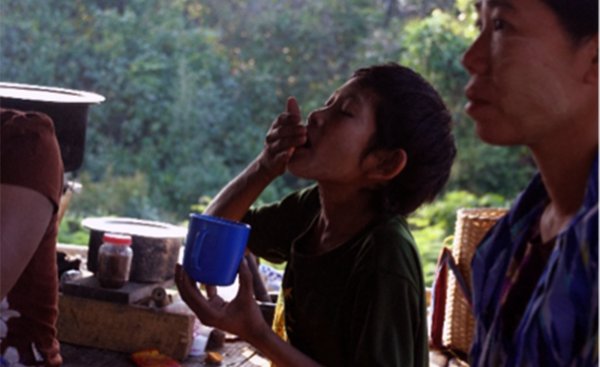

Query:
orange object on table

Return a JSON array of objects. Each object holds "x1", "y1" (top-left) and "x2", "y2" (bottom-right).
[{"x1": 131, "y1": 349, "x2": 181, "y2": 367}]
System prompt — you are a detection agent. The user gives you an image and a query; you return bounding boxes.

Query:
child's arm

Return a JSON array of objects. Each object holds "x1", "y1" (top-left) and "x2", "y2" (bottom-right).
[
  {"x1": 203, "y1": 97, "x2": 306, "y2": 221},
  {"x1": 178, "y1": 98, "x2": 316, "y2": 365}
]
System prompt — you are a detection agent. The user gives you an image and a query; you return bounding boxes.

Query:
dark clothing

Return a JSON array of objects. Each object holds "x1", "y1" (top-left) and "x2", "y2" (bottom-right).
[
  {"x1": 499, "y1": 230, "x2": 555, "y2": 339},
  {"x1": 470, "y1": 158, "x2": 598, "y2": 367},
  {"x1": 1, "y1": 109, "x2": 64, "y2": 367},
  {"x1": 244, "y1": 186, "x2": 428, "y2": 367}
]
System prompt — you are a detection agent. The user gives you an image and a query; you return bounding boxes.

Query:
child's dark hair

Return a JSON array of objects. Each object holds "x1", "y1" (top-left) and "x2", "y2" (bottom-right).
[{"x1": 353, "y1": 63, "x2": 456, "y2": 216}]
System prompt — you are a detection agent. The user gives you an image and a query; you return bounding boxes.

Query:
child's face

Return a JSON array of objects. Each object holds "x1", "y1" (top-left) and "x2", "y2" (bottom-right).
[{"x1": 288, "y1": 77, "x2": 379, "y2": 185}]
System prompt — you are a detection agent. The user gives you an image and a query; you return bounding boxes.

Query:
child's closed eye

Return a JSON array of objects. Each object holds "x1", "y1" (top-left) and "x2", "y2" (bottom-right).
[{"x1": 340, "y1": 109, "x2": 354, "y2": 117}]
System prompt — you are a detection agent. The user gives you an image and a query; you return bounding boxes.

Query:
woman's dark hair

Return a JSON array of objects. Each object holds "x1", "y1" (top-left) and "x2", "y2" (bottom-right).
[
  {"x1": 541, "y1": 0, "x2": 598, "y2": 44},
  {"x1": 353, "y1": 63, "x2": 456, "y2": 216}
]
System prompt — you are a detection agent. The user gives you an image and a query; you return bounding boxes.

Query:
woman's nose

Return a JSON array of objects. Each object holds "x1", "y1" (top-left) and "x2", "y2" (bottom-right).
[{"x1": 462, "y1": 31, "x2": 489, "y2": 75}]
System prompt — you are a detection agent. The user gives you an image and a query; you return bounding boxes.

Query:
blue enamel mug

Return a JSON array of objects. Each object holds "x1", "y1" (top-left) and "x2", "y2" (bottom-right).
[{"x1": 183, "y1": 214, "x2": 250, "y2": 286}]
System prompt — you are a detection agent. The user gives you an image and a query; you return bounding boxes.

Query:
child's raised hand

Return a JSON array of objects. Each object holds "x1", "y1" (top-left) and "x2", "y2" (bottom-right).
[{"x1": 260, "y1": 96, "x2": 307, "y2": 177}]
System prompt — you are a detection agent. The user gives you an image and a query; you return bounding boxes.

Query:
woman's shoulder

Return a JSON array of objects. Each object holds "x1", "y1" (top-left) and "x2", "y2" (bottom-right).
[
  {"x1": 1, "y1": 108, "x2": 58, "y2": 153},
  {"x1": 1, "y1": 108, "x2": 55, "y2": 133},
  {"x1": 1, "y1": 108, "x2": 63, "y2": 208},
  {"x1": 1, "y1": 108, "x2": 60, "y2": 163}
]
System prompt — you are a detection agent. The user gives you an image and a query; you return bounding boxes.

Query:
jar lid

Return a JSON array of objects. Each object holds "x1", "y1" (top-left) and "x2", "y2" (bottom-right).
[{"x1": 102, "y1": 233, "x2": 132, "y2": 246}]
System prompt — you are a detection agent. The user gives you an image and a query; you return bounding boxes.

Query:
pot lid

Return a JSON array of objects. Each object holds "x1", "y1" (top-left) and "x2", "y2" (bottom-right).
[
  {"x1": 0, "y1": 82, "x2": 105, "y2": 104},
  {"x1": 82, "y1": 217, "x2": 187, "y2": 238}
]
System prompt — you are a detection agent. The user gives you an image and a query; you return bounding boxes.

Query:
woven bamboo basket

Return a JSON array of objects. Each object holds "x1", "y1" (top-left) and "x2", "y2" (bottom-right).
[{"x1": 442, "y1": 208, "x2": 508, "y2": 356}]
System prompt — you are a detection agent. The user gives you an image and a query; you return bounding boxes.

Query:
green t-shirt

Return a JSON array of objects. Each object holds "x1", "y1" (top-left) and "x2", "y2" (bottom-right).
[{"x1": 244, "y1": 186, "x2": 428, "y2": 367}]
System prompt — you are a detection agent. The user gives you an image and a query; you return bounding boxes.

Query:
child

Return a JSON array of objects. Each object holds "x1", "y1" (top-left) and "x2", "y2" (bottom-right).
[{"x1": 175, "y1": 63, "x2": 456, "y2": 366}]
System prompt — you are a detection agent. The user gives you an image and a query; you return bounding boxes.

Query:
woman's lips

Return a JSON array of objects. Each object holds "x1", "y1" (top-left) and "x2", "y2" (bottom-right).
[
  {"x1": 464, "y1": 85, "x2": 493, "y2": 115},
  {"x1": 465, "y1": 86, "x2": 490, "y2": 103},
  {"x1": 465, "y1": 99, "x2": 492, "y2": 117},
  {"x1": 464, "y1": 76, "x2": 494, "y2": 102}
]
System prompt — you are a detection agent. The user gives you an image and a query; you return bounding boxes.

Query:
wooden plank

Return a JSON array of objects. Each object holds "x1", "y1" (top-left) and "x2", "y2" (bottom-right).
[
  {"x1": 61, "y1": 275, "x2": 174, "y2": 304},
  {"x1": 57, "y1": 294, "x2": 194, "y2": 360}
]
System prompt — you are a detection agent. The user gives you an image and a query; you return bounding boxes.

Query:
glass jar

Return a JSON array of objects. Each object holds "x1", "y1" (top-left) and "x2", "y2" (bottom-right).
[{"x1": 97, "y1": 233, "x2": 133, "y2": 288}]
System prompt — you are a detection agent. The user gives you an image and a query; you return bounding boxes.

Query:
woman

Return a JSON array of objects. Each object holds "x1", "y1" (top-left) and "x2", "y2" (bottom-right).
[{"x1": 462, "y1": 0, "x2": 598, "y2": 365}]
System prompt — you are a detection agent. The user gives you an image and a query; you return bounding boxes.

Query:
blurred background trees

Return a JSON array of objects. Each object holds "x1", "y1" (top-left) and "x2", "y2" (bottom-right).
[{"x1": 0, "y1": 0, "x2": 535, "y2": 284}]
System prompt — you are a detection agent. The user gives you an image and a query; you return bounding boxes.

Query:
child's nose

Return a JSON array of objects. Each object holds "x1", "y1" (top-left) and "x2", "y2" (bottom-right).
[{"x1": 306, "y1": 110, "x2": 320, "y2": 127}]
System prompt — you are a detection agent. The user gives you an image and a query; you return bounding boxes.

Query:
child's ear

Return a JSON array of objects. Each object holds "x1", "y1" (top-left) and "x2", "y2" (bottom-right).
[{"x1": 367, "y1": 148, "x2": 407, "y2": 182}]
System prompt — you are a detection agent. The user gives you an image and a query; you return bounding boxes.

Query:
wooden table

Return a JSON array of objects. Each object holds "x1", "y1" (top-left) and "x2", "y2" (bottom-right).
[
  {"x1": 61, "y1": 342, "x2": 467, "y2": 367},
  {"x1": 61, "y1": 340, "x2": 270, "y2": 367}
]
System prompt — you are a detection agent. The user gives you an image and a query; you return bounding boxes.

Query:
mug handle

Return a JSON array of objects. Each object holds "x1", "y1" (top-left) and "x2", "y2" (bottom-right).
[{"x1": 191, "y1": 229, "x2": 209, "y2": 270}]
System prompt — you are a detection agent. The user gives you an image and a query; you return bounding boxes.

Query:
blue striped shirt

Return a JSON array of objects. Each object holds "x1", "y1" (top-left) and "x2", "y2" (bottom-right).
[{"x1": 470, "y1": 159, "x2": 598, "y2": 367}]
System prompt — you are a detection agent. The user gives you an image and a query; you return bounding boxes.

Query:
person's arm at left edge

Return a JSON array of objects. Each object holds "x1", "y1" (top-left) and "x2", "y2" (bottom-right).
[
  {"x1": 0, "y1": 184, "x2": 54, "y2": 299},
  {"x1": 1, "y1": 110, "x2": 62, "y2": 300}
]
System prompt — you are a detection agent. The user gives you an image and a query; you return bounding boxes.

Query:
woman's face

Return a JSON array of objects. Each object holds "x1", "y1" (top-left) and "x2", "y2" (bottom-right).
[
  {"x1": 287, "y1": 77, "x2": 379, "y2": 185},
  {"x1": 462, "y1": 0, "x2": 597, "y2": 148}
]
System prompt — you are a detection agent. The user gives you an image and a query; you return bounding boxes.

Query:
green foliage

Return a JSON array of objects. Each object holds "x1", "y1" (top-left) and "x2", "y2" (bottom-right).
[
  {"x1": 68, "y1": 169, "x2": 160, "y2": 220},
  {"x1": 401, "y1": 10, "x2": 472, "y2": 107},
  {"x1": 190, "y1": 195, "x2": 212, "y2": 215},
  {"x1": 57, "y1": 215, "x2": 90, "y2": 246},
  {"x1": 451, "y1": 143, "x2": 536, "y2": 197},
  {"x1": 2, "y1": 1, "x2": 537, "y2": 277},
  {"x1": 409, "y1": 190, "x2": 509, "y2": 285}
]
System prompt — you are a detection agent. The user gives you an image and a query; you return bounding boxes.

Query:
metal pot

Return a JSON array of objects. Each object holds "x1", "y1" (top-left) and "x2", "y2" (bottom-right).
[
  {"x1": 82, "y1": 217, "x2": 187, "y2": 283},
  {"x1": 0, "y1": 82, "x2": 104, "y2": 172}
]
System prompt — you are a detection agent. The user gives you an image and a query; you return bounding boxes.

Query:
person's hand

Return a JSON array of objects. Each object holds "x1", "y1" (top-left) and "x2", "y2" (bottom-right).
[
  {"x1": 174, "y1": 260, "x2": 270, "y2": 343},
  {"x1": 258, "y1": 96, "x2": 307, "y2": 178}
]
